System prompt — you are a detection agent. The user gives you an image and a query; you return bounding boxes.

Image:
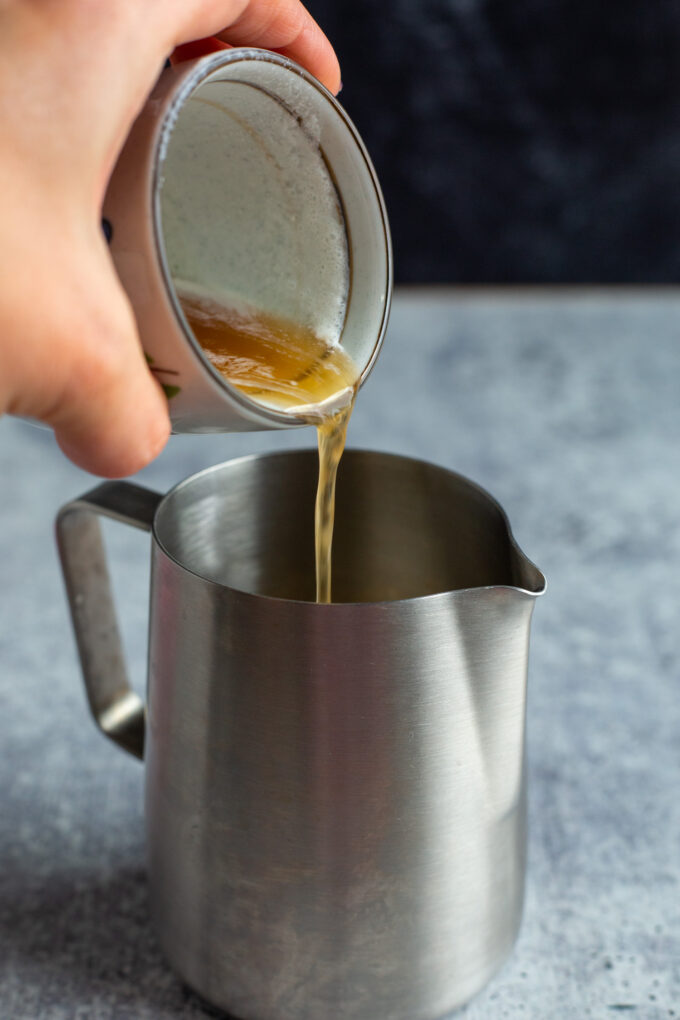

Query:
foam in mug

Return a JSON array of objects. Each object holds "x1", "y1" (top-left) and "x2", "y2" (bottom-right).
[
  {"x1": 160, "y1": 78, "x2": 351, "y2": 349},
  {"x1": 178, "y1": 285, "x2": 359, "y2": 605}
]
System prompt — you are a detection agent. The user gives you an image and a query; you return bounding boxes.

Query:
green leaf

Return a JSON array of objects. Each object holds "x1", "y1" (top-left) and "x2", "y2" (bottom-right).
[{"x1": 161, "y1": 383, "x2": 181, "y2": 400}]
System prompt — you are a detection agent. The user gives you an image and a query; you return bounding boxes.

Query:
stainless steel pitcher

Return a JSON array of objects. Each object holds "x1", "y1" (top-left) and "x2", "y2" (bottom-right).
[{"x1": 56, "y1": 450, "x2": 545, "y2": 1020}]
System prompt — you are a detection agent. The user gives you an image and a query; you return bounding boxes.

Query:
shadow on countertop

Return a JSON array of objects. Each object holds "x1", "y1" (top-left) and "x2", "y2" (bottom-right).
[{"x1": 0, "y1": 857, "x2": 234, "y2": 1019}]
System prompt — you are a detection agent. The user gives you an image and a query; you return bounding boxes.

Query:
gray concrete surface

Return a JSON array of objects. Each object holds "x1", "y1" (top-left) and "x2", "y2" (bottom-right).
[{"x1": 0, "y1": 289, "x2": 678, "y2": 1018}]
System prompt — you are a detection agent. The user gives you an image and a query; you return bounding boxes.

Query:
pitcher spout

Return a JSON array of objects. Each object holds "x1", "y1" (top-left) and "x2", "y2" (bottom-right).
[{"x1": 507, "y1": 534, "x2": 546, "y2": 599}]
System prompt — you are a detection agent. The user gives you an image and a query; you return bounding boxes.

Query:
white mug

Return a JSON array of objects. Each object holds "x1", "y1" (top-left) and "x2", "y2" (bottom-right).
[{"x1": 103, "y1": 49, "x2": 392, "y2": 433}]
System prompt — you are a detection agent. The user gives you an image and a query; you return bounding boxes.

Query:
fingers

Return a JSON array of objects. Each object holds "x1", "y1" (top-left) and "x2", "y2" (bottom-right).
[
  {"x1": 47, "y1": 298, "x2": 171, "y2": 478},
  {"x1": 217, "y1": 1, "x2": 341, "y2": 93},
  {"x1": 167, "y1": 0, "x2": 341, "y2": 94},
  {"x1": 53, "y1": 366, "x2": 171, "y2": 479},
  {"x1": 5, "y1": 242, "x2": 173, "y2": 478}
]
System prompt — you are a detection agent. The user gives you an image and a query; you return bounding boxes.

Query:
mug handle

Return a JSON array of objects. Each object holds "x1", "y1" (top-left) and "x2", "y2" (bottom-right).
[{"x1": 56, "y1": 482, "x2": 162, "y2": 761}]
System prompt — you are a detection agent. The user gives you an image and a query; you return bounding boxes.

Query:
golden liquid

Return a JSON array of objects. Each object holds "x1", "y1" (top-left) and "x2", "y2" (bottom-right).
[
  {"x1": 315, "y1": 405, "x2": 352, "y2": 603},
  {"x1": 179, "y1": 291, "x2": 357, "y2": 603}
]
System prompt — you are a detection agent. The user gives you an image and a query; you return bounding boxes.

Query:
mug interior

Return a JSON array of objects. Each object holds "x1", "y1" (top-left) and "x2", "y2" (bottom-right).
[
  {"x1": 153, "y1": 450, "x2": 544, "y2": 603},
  {"x1": 155, "y1": 50, "x2": 391, "y2": 419}
]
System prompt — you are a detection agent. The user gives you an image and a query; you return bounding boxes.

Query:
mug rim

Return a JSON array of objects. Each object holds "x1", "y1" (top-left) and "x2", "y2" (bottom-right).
[
  {"x1": 150, "y1": 448, "x2": 547, "y2": 605},
  {"x1": 151, "y1": 48, "x2": 393, "y2": 428}
]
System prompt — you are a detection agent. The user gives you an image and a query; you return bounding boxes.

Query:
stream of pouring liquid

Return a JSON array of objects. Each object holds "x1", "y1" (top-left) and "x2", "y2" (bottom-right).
[{"x1": 178, "y1": 290, "x2": 357, "y2": 603}]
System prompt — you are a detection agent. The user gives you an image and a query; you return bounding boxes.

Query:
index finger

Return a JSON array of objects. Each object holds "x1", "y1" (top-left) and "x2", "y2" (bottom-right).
[{"x1": 168, "y1": 1, "x2": 341, "y2": 95}]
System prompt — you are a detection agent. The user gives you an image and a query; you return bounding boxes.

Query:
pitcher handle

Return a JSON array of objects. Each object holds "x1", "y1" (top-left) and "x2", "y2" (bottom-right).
[{"x1": 56, "y1": 482, "x2": 162, "y2": 760}]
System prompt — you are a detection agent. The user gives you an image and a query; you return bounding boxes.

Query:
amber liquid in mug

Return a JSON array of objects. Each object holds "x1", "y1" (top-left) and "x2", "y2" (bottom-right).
[{"x1": 178, "y1": 290, "x2": 358, "y2": 603}]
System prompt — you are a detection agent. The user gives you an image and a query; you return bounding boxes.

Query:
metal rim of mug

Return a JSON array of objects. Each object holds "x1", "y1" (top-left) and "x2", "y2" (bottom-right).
[
  {"x1": 150, "y1": 448, "x2": 547, "y2": 605},
  {"x1": 151, "y1": 48, "x2": 393, "y2": 428}
]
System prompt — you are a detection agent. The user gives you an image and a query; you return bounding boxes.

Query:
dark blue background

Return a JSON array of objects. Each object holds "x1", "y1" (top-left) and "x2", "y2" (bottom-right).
[{"x1": 308, "y1": 0, "x2": 680, "y2": 283}]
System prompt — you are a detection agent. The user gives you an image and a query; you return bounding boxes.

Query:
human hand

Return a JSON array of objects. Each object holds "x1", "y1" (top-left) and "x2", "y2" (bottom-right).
[{"x1": 0, "y1": 1, "x2": 340, "y2": 476}]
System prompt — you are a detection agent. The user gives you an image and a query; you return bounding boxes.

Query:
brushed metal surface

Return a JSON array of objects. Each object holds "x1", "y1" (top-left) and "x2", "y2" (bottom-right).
[
  {"x1": 56, "y1": 482, "x2": 162, "y2": 759},
  {"x1": 58, "y1": 450, "x2": 544, "y2": 1020},
  {"x1": 148, "y1": 451, "x2": 544, "y2": 1019}
]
